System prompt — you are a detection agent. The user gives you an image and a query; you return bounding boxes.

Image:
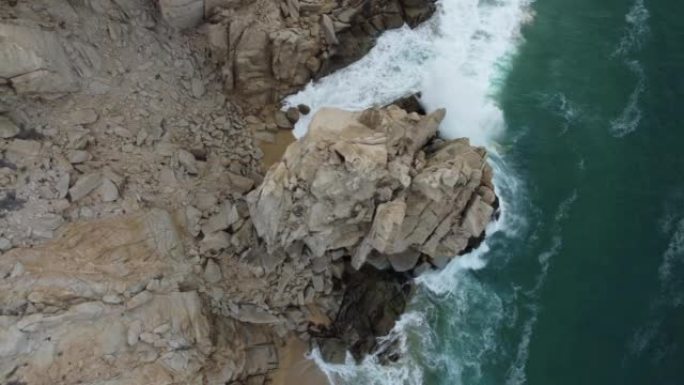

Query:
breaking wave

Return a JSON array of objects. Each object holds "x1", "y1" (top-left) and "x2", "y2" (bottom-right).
[{"x1": 284, "y1": 0, "x2": 535, "y2": 383}]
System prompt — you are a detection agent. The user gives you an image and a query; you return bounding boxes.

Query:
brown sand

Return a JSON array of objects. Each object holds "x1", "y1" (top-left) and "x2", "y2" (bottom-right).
[
  {"x1": 270, "y1": 336, "x2": 330, "y2": 385},
  {"x1": 259, "y1": 130, "x2": 296, "y2": 170}
]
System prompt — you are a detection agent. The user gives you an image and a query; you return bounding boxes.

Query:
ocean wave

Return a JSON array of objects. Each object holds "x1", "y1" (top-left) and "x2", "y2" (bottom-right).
[
  {"x1": 505, "y1": 190, "x2": 577, "y2": 384},
  {"x1": 627, "y1": 209, "x2": 684, "y2": 359},
  {"x1": 285, "y1": 0, "x2": 536, "y2": 383},
  {"x1": 609, "y1": 0, "x2": 650, "y2": 138},
  {"x1": 613, "y1": 0, "x2": 650, "y2": 58},
  {"x1": 610, "y1": 60, "x2": 646, "y2": 138},
  {"x1": 538, "y1": 92, "x2": 582, "y2": 135}
]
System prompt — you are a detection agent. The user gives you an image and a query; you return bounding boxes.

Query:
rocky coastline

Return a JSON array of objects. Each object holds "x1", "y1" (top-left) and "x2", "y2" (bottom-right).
[{"x1": 0, "y1": 1, "x2": 497, "y2": 384}]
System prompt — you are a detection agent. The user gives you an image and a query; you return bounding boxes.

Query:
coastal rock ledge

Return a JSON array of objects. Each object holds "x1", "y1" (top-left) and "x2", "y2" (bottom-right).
[{"x1": 249, "y1": 106, "x2": 498, "y2": 274}]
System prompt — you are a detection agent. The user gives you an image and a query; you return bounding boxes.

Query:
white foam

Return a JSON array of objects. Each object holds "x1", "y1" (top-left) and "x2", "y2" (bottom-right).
[
  {"x1": 505, "y1": 190, "x2": 577, "y2": 385},
  {"x1": 610, "y1": 0, "x2": 650, "y2": 138},
  {"x1": 285, "y1": 0, "x2": 534, "y2": 145},
  {"x1": 658, "y1": 218, "x2": 684, "y2": 288},
  {"x1": 613, "y1": 0, "x2": 650, "y2": 57},
  {"x1": 540, "y1": 92, "x2": 582, "y2": 135},
  {"x1": 284, "y1": 0, "x2": 536, "y2": 383},
  {"x1": 610, "y1": 60, "x2": 646, "y2": 138},
  {"x1": 628, "y1": 214, "x2": 684, "y2": 357}
]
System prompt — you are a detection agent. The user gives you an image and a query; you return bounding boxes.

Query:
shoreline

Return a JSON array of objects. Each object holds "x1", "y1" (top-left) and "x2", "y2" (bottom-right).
[{"x1": 0, "y1": 1, "x2": 500, "y2": 384}]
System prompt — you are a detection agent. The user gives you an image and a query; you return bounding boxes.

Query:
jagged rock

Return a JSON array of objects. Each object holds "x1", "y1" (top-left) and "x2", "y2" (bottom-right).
[
  {"x1": 248, "y1": 106, "x2": 497, "y2": 273},
  {"x1": 203, "y1": 201, "x2": 240, "y2": 234},
  {"x1": 321, "y1": 14, "x2": 339, "y2": 45},
  {"x1": 314, "y1": 266, "x2": 411, "y2": 361}
]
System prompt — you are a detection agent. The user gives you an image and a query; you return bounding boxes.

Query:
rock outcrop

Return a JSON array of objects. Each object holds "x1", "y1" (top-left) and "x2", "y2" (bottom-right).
[
  {"x1": 201, "y1": 0, "x2": 437, "y2": 108},
  {"x1": 248, "y1": 106, "x2": 498, "y2": 273},
  {"x1": 0, "y1": 209, "x2": 288, "y2": 385}
]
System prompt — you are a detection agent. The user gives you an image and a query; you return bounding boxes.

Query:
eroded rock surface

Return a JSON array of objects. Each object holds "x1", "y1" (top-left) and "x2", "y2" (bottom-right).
[{"x1": 248, "y1": 106, "x2": 498, "y2": 273}]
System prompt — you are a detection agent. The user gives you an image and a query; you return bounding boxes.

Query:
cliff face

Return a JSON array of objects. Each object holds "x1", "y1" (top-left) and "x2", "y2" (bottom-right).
[{"x1": 0, "y1": 1, "x2": 497, "y2": 384}]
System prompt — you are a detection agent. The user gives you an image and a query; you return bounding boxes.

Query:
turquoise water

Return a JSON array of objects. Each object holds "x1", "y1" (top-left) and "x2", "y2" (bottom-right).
[{"x1": 287, "y1": 0, "x2": 684, "y2": 383}]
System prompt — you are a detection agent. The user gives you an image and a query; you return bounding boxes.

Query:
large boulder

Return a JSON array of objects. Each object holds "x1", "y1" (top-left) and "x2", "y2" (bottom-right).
[{"x1": 247, "y1": 105, "x2": 498, "y2": 273}]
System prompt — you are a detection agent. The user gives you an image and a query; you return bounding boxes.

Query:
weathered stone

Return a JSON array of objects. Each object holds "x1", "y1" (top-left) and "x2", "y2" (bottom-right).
[
  {"x1": 248, "y1": 106, "x2": 496, "y2": 272},
  {"x1": 0, "y1": 116, "x2": 20, "y2": 139},
  {"x1": 68, "y1": 150, "x2": 91, "y2": 164},
  {"x1": 235, "y1": 304, "x2": 280, "y2": 324},
  {"x1": 204, "y1": 258, "x2": 222, "y2": 284},
  {"x1": 99, "y1": 177, "x2": 119, "y2": 202},
  {"x1": 178, "y1": 149, "x2": 199, "y2": 175},
  {"x1": 321, "y1": 14, "x2": 339, "y2": 45},
  {"x1": 69, "y1": 173, "x2": 102, "y2": 201},
  {"x1": 69, "y1": 108, "x2": 99, "y2": 125},
  {"x1": 202, "y1": 201, "x2": 240, "y2": 234}
]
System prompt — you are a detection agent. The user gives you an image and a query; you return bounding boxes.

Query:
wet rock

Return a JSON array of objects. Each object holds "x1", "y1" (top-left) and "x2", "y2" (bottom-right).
[
  {"x1": 285, "y1": 107, "x2": 300, "y2": 124},
  {"x1": 297, "y1": 104, "x2": 311, "y2": 115},
  {"x1": 274, "y1": 110, "x2": 292, "y2": 129},
  {"x1": 315, "y1": 266, "x2": 411, "y2": 361}
]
